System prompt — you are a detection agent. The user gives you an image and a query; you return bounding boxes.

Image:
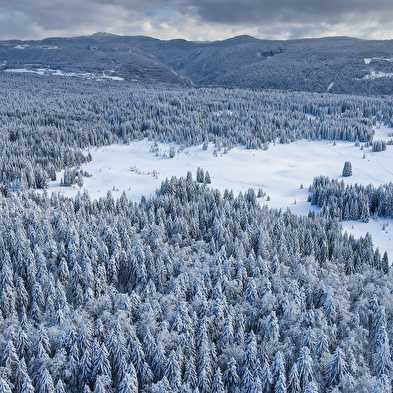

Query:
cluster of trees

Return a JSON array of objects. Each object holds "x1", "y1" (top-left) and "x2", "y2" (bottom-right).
[
  {"x1": 196, "y1": 168, "x2": 211, "y2": 184},
  {"x1": 372, "y1": 140, "x2": 387, "y2": 152},
  {"x1": 60, "y1": 168, "x2": 91, "y2": 188},
  {"x1": 0, "y1": 176, "x2": 391, "y2": 392},
  {"x1": 1, "y1": 73, "x2": 390, "y2": 194},
  {"x1": 308, "y1": 176, "x2": 393, "y2": 221}
]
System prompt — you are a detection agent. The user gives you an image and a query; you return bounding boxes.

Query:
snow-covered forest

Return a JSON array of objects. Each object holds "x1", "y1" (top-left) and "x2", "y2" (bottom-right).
[
  {"x1": 2, "y1": 72, "x2": 390, "y2": 195},
  {"x1": 0, "y1": 73, "x2": 393, "y2": 393},
  {"x1": 309, "y1": 176, "x2": 393, "y2": 221}
]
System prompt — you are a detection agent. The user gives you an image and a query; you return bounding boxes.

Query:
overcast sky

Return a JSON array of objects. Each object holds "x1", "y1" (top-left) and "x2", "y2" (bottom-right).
[{"x1": 1, "y1": 0, "x2": 393, "y2": 41}]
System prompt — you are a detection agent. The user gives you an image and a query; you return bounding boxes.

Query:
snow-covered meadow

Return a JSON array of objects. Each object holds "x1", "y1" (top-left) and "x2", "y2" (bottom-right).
[
  {"x1": 4, "y1": 68, "x2": 124, "y2": 81},
  {"x1": 48, "y1": 126, "x2": 393, "y2": 258}
]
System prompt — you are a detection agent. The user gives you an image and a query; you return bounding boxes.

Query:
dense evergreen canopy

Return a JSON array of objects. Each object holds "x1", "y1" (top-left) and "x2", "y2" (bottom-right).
[{"x1": 0, "y1": 74, "x2": 392, "y2": 392}]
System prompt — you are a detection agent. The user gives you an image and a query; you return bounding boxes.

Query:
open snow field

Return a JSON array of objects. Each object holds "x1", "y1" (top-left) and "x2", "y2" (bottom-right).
[
  {"x1": 48, "y1": 127, "x2": 393, "y2": 258},
  {"x1": 4, "y1": 68, "x2": 124, "y2": 81}
]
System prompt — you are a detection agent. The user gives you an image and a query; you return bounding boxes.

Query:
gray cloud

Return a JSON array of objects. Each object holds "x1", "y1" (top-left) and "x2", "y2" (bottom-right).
[
  {"x1": 190, "y1": 0, "x2": 393, "y2": 25},
  {"x1": 0, "y1": 0, "x2": 393, "y2": 40}
]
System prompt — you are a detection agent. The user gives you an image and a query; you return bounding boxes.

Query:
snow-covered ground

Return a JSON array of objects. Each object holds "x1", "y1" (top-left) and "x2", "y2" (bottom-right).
[
  {"x1": 341, "y1": 219, "x2": 392, "y2": 257},
  {"x1": 5, "y1": 68, "x2": 45, "y2": 75},
  {"x1": 48, "y1": 125, "x2": 393, "y2": 258},
  {"x1": 362, "y1": 71, "x2": 393, "y2": 80},
  {"x1": 374, "y1": 122, "x2": 393, "y2": 141},
  {"x1": 364, "y1": 57, "x2": 393, "y2": 65},
  {"x1": 4, "y1": 68, "x2": 124, "y2": 81}
]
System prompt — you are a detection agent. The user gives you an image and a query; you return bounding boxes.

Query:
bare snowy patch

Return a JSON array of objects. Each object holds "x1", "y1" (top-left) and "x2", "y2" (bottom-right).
[
  {"x1": 342, "y1": 219, "x2": 393, "y2": 263},
  {"x1": 364, "y1": 57, "x2": 393, "y2": 64},
  {"x1": 5, "y1": 68, "x2": 45, "y2": 75},
  {"x1": 3, "y1": 67, "x2": 124, "y2": 81},
  {"x1": 14, "y1": 44, "x2": 29, "y2": 50},
  {"x1": 362, "y1": 71, "x2": 393, "y2": 79},
  {"x1": 37, "y1": 45, "x2": 60, "y2": 50},
  {"x1": 373, "y1": 122, "x2": 393, "y2": 141}
]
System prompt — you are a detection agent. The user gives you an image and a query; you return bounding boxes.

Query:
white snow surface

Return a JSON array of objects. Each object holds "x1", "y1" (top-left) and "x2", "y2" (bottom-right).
[
  {"x1": 49, "y1": 125, "x2": 393, "y2": 258},
  {"x1": 4, "y1": 68, "x2": 124, "y2": 81},
  {"x1": 364, "y1": 57, "x2": 393, "y2": 64},
  {"x1": 374, "y1": 122, "x2": 393, "y2": 141},
  {"x1": 305, "y1": 113, "x2": 317, "y2": 120},
  {"x1": 5, "y1": 68, "x2": 45, "y2": 75},
  {"x1": 37, "y1": 46, "x2": 60, "y2": 50},
  {"x1": 341, "y1": 219, "x2": 392, "y2": 259},
  {"x1": 362, "y1": 71, "x2": 393, "y2": 80}
]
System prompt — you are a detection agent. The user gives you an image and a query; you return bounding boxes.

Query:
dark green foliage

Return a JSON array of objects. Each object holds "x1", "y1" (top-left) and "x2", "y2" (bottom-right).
[
  {"x1": 372, "y1": 140, "x2": 387, "y2": 152},
  {"x1": 0, "y1": 178, "x2": 390, "y2": 392},
  {"x1": 196, "y1": 167, "x2": 205, "y2": 183},
  {"x1": 342, "y1": 161, "x2": 352, "y2": 177},
  {"x1": 169, "y1": 146, "x2": 176, "y2": 158},
  {"x1": 204, "y1": 171, "x2": 211, "y2": 184},
  {"x1": 309, "y1": 176, "x2": 393, "y2": 221}
]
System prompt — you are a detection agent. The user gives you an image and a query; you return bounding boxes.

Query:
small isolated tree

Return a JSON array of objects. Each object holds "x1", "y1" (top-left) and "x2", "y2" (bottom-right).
[
  {"x1": 342, "y1": 162, "x2": 352, "y2": 177},
  {"x1": 169, "y1": 146, "x2": 176, "y2": 158},
  {"x1": 205, "y1": 171, "x2": 211, "y2": 184},
  {"x1": 382, "y1": 252, "x2": 389, "y2": 275}
]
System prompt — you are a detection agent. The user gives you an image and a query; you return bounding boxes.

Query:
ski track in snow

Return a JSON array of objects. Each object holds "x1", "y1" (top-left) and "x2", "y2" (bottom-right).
[{"x1": 48, "y1": 126, "x2": 393, "y2": 259}]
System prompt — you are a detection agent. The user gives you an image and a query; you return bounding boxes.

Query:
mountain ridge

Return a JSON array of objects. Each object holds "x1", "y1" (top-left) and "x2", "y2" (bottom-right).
[{"x1": 2, "y1": 33, "x2": 393, "y2": 94}]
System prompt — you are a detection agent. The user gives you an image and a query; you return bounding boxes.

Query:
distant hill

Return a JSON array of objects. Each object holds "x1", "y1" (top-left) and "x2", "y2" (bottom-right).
[{"x1": 2, "y1": 33, "x2": 393, "y2": 94}]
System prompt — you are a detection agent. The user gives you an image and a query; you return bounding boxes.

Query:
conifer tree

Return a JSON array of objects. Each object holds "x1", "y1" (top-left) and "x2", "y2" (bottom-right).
[
  {"x1": 297, "y1": 347, "x2": 313, "y2": 390},
  {"x1": 118, "y1": 372, "x2": 138, "y2": 393},
  {"x1": 342, "y1": 162, "x2": 352, "y2": 177},
  {"x1": 223, "y1": 358, "x2": 239, "y2": 393},
  {"x1": 325, "y1": 347, "x2": 348, "y2": 388},
  {"x1": 211, "y1": 368, "x2": 225, "y2": 393}
]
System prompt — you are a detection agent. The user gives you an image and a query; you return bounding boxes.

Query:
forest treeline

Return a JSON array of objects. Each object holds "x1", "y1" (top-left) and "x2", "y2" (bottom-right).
[
  {"x1": 4, "y1": 73, "x2": 393, "y2": 194},
  {"x1": 308, "y1": 176, "x2": 393, "y2": 221},
  {"x1": 0, "y1": 176, "x2": 392, "y2": 392}
]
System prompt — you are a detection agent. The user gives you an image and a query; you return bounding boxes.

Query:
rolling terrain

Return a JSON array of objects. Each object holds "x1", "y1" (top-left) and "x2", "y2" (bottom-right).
[
  {"x1": 0, "y1": 39, "x2": 393, "y2": 393},
  {"x1": 2, "y1": 33, "x2": 393, "y2": 94}
]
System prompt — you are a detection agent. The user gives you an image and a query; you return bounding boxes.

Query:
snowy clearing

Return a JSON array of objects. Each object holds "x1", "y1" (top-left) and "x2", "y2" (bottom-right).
[
  {"x1": 364, "y1": 57, "x2": 393, "y2": 64},
  {"x1": 14, "y1": 45, "x2": 29, "y2": 50},
  {"x1": 49, "y1": 125, "x2": 393, "y2": 258},
  {"x1": 37, "y1": 45, "x2": 60, "y2": 50},
  {"x1": 4, "y1": 68, "x2": 124, "y2": 81},
  {"x1": 362, "y1": 71, "x2": 393, "y2": 80},
  {"x1": 5, "y1": 68, "x2": 45, "y2": 75},
  {"x1": 342, "y1": 219, "x2": 392, "y2": 258},
  {"x1": 374, "y1": 122, "x2": 393, "y2": 141}
]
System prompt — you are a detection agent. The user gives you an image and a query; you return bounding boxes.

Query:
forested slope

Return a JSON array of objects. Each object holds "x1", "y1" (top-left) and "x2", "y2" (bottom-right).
[
  {"x1": 0, "y1": 177, "x2": 392, "y2": 393},
  {"x1": 0, "y1": 74, "x2": 392, "y2": 392},
  {"x1": 2, "y1": 34, "x2": 393, "y2": 94}
]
